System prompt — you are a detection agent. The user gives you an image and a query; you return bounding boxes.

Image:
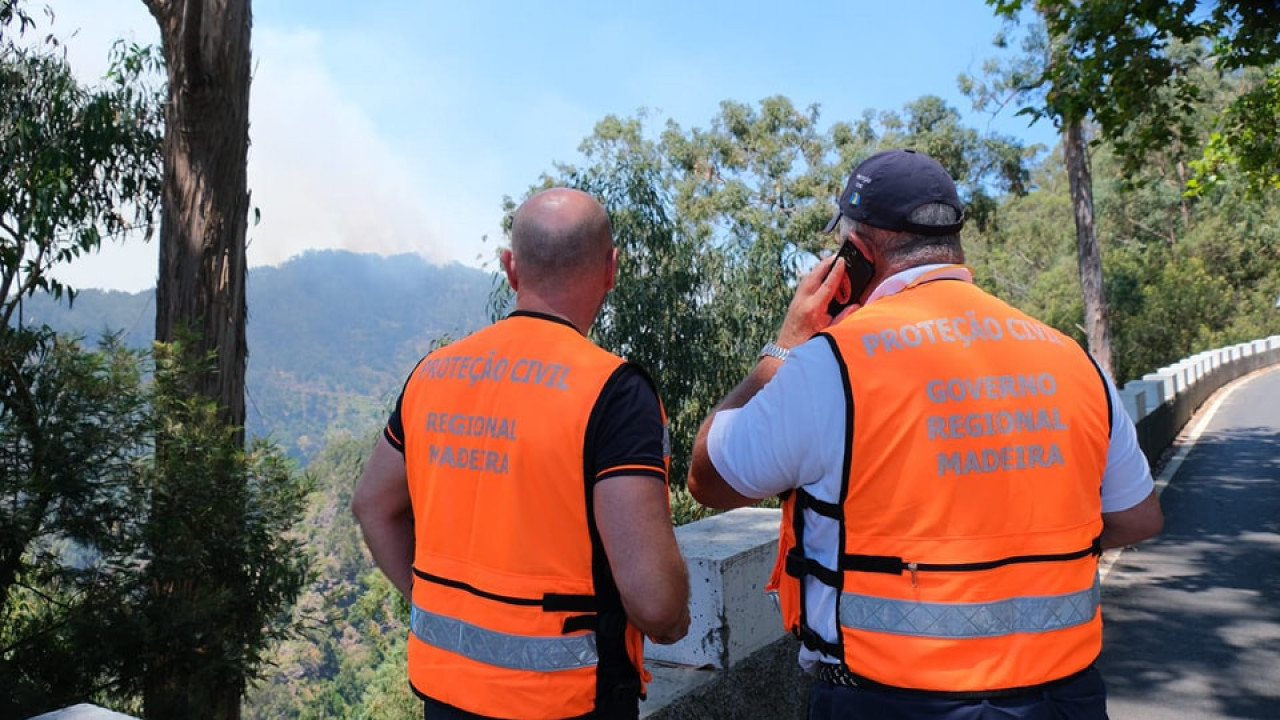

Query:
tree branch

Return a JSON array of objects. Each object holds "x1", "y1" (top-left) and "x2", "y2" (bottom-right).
[
  {"x1": 0, "y1": 239, "x2": 51, "y2": 330},
  {"x1": 1122, "y1": 214, "x2": 1176, "y2": 246}
]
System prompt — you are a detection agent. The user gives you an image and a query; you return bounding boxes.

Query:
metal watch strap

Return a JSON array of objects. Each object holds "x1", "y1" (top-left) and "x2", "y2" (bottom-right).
[{"x1": 759, "y1": 342, "x2": 790, "y2": 361}]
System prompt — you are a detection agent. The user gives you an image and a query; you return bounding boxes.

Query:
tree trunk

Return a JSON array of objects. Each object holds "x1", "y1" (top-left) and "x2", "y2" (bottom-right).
[
  {"x1": 149, "y1": 0, "x2": 250, "y2": 437},
  {"x1": 143, "y1": 1, "x2": 251, "y2": 718},
  {"x1": 1063, "y1": 119, "x2": 1114, "y2": 377}
]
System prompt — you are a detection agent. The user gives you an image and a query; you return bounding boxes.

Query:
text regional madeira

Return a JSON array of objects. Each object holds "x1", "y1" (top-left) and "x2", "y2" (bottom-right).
[
  {"x1": 927, "y1": 408, "x2": 1069, "y2": 476},
  {"x1": 422, "y1": 412, "x2": 517, "y2": 475}
]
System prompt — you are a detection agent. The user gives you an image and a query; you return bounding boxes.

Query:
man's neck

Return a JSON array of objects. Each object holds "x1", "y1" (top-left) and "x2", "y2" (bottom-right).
[{"x1": 512, "y1": 296, "x2": 590, "y2": 335}]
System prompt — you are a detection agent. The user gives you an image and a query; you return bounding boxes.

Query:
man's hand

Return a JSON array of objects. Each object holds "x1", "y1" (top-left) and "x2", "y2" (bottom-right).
[{"x1": 776, "y1": 254, "x2": 860, "y2": 348}]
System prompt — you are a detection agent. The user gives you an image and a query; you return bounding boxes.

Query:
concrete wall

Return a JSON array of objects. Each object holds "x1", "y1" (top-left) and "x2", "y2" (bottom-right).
[
  {"x1": 1120, "y1": 336, "x2": 1280, "y2": 463},
  {"x1": 643, "y1": 335, "x2": 1280, "y2": 719}
]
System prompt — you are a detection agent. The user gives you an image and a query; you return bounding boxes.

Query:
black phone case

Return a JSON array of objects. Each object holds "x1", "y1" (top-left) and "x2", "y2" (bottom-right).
[{"x1": 827, "y1": 240, "x2": 875, "y2": 316}]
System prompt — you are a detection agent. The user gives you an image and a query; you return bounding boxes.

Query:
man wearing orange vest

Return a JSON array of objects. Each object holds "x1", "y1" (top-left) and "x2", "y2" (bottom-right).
[
  {"x1": 688, "y1": 149, "x2": 1163, "y2": 719},
  {"x1": 353, "y1": 187, "x2": 691, "y2": 720}
]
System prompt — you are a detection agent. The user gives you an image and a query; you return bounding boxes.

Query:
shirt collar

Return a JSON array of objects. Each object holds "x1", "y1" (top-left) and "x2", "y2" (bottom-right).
[
  {"x1": 508, "y1": 309, "x2": 578, "y2": 331},
  {"x1": 864, "y1": 264, "x2": 974, "y2": 305}
]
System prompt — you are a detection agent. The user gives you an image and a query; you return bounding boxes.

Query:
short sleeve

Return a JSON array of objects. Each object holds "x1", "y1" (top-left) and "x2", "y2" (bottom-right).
[
  {"x1": 706, "y1": 338, "x2": 847, "y2": 502},
  {"x1": 587, "y1": 364, "x2": 668, "y2": 485},
  {"x1": 382, "y1": 367, "x2": 416, "y2": 453},
  {"x1": 1099, "y1": 370, "x2": 1156, "y2": 512}
]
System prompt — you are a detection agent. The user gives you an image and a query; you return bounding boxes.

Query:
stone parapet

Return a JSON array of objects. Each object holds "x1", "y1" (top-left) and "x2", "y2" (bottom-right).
[{"x1": 645, "y1": 506, "x2": 783, "y2": 670}]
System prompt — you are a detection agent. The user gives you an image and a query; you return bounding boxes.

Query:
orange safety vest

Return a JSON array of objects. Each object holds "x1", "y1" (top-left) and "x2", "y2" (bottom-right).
[
  {"x1": 400, "y1": 313, "x2": 659, "y2": 719},
  {"x1": 768, "y1": 274, "x2": 1112, "y2": 694}
]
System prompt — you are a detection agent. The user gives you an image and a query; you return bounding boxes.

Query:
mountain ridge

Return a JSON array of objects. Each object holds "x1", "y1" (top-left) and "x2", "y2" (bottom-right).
[{"x1": 23, "y1": 249, "x2": 497, "y2": 460}]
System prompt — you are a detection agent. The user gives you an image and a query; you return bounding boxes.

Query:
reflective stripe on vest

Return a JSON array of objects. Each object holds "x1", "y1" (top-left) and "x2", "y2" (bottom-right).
[
  {"x1": 411, "y1": 604, "x2": 598, "y2": 672},
  {"x1": 839, "y1": 574, "x2": 1100, "y2": 638}
]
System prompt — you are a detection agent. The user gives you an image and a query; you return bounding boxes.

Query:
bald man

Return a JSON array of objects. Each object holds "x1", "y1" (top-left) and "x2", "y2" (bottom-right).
[{"x1": 353, "y1": 188, "x2": 690, "y2": 720}]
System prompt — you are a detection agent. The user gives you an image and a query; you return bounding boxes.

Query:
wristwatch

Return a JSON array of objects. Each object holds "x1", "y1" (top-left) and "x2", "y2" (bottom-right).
[{"x1": 759, "y1": 342, "x2": 790, "y2": 362}]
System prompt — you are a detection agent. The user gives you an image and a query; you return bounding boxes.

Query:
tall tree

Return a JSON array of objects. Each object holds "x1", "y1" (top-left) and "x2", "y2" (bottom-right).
[
  {"x1": 988, "y1": 1, "x2": 1280, "y2": 192},
  {"x1": 979, "y1": 0, "x2": 1280, "y2": 372},
  {"x1": 145, "y1": 0, "x2": 251, "y2": 433},
  {"x1": 967, "y1": 11, "x2": 1116, "y2": 374},
  {"x1": 140, "y1": 1, "x2": 260, "y2": 718},
  {"x1": 1061, "y1": 120, "x2": 1111, "y2": 375}
]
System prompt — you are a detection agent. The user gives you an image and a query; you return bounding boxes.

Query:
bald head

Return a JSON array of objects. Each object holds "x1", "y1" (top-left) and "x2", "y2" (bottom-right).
[{"x1": 509, "y1": 188, "x2": 614, "y2": 289}]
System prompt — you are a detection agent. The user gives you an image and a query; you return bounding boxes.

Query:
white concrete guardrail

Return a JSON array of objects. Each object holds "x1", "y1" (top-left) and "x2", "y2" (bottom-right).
[{"x1": 33, "y1": 335, "x2": 1280, "y2": 720}]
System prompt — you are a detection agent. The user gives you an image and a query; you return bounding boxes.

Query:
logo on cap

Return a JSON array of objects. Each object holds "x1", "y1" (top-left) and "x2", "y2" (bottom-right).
[{"x1": 850, "y1": 191, "x2": 861, "y2": 207}]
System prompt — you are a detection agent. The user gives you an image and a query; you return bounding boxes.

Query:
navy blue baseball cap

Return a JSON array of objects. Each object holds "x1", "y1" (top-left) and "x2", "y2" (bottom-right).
[{"x1": 822, "y1": 148, "x2": 965, "y2": 236}]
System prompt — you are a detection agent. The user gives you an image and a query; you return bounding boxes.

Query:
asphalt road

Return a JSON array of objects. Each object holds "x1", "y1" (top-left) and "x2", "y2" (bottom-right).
[{"x1": 1097, "y1": 366, "x2": 1280, "y2": 719}]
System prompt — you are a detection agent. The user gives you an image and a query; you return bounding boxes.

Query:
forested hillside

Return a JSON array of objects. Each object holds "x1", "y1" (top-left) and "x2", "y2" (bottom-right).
[
  {"x1": 245, "y1": 433, "x2": 419, "y2": 719},
  {"x1": 24, "y1": 250, "x2": 496, "y2": 460}
]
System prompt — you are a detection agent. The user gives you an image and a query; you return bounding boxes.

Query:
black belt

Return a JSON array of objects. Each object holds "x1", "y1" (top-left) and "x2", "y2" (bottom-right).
[{"x1": 814, "y1": 663, "x2": 1096, "y2": 701}]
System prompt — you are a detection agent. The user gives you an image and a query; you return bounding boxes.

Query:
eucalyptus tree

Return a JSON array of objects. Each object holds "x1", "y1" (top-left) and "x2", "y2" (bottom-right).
[
  {"x1": 990, "y1": 0, "x2": 1279, "y2": 194},
  {"x1": 528, "y1": 96, "x2": 1027, "y2": 489},
  {"x1": 965, "y1": 11, "x2": 1116, "y2": 375},
  {"x1": 975, "y1": 0, "x2": 1280, "y2": 375},
  {"x1": 6, "y1": 0, "x2": 312, "y2": 715},
  {"x1": 143, "y1": 0, "x2": 251, "y2": 433},
  {"x1": 139, "y1": 2, "x2": 315, "y2": 717},
  {"x1": 1, "y1": 7, "x2": 161, "y2": 713}
]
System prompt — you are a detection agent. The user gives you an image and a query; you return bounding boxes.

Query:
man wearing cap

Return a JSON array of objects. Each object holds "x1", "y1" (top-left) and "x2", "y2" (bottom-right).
[{"x1": 688, "y1": 148, "x2": 1163, "y2": 719}]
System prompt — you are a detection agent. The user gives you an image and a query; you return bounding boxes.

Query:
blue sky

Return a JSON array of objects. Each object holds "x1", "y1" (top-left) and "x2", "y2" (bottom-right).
[{"x1": 49, "y1": 0, "x2": 1054, "y2": 292}]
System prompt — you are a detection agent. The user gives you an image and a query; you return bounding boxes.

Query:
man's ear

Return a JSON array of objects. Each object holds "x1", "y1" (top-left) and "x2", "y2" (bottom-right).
[
  {"x1": 849, "y1": 231, "x2": 875, "y2": 265},
  {"x1": 501, "y1": 248, "x2": 519, "y2": 291},
  {"x1": 604, "y1": 247, "x2": 618, "y2": 292}
]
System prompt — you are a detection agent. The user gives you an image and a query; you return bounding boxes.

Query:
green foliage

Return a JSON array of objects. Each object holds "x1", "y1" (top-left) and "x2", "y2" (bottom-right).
[
  {"x1": 242, "y1": 433, "x2": 417, "y2": 720},
  {"x1": 1189, "y1": 67, "x2": 1280, "y2": 194},
  {"x1": 135, "y1": 341, "x2": 315, "y2": 717},
  {"x1": 986, "y1": 0, "x2": 1280, "y2": 194},
  {"x1": 0, "y1": 329, "x2": 150, "y2": 716},
  {"x1": 0, "y1": 7, "x2": 321, "y2": 717},
  {"x1": 1106, "y1": 249, "x2": 1232, "y2": 384},
  {"x1": 524, "y1": 96, "x2": 1028, "y2": 487},
  {"x1": 0, "y1": 10, "x2": 162, "y2": 321}
]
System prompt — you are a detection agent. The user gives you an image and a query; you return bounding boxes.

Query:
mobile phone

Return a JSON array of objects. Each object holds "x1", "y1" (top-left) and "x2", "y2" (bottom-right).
[{"x1": 826, "y1": 240, "x2": 875, "y2": 316}]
